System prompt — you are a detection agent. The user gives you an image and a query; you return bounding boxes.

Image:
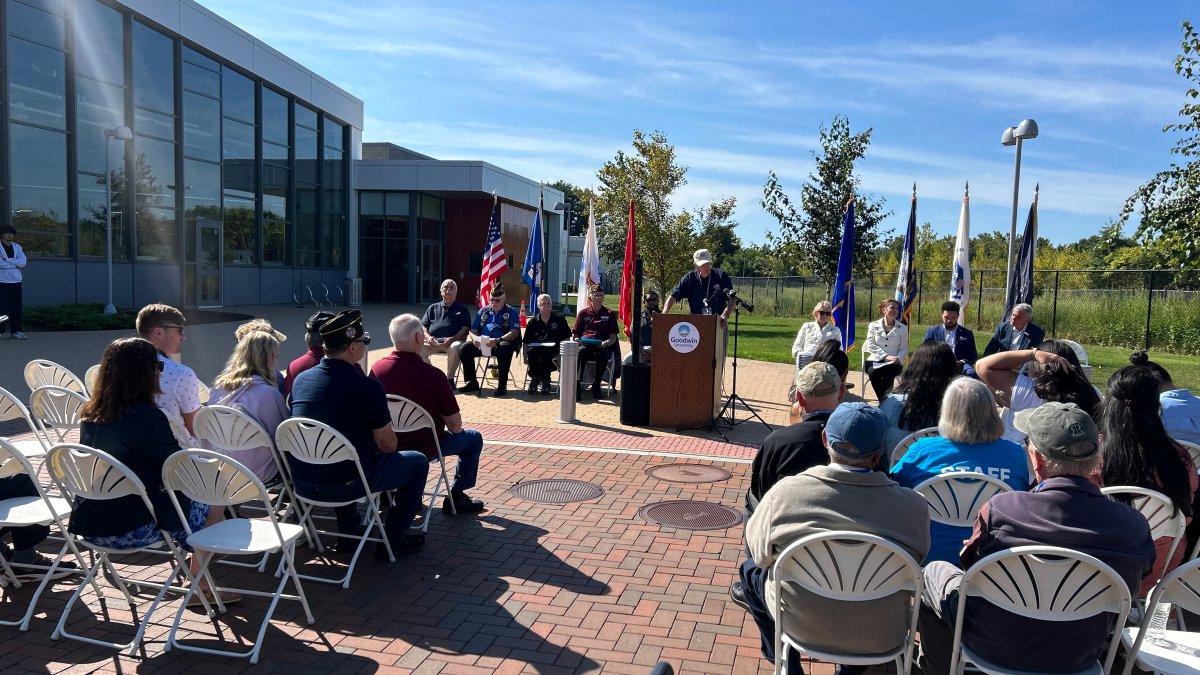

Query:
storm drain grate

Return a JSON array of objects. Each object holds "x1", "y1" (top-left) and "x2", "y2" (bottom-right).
[
  {"x1": 639, "y1": 500, "x2": 744, "y2": 531},
  {"x1": 510, "y1": 479, "x2": 605, "y2": 504},
  {"x1": 645, "y1": 464, "x2": 731, "y2": 484}
]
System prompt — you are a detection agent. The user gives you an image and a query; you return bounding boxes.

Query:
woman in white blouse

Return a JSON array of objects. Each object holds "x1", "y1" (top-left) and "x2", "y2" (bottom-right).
[
  {"x1": 791, "y1": 300, "x2": 842, "y2": 368},
  {"x1": 863, "y1": 298, "x2": 908, "y2": 398}
]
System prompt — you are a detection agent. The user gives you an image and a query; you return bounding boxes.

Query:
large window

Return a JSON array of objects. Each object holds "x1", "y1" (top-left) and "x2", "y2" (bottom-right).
[
  {"x1": 182, "y1": 51, "x2": 221, "y2": 269},
  {"x1": 262, "y1": 87, "x2": 289, "y2": 265},
  {"x1": 321, "y1": 118, "x2": 345, "y2": 268},
  {"x1": 222, "y1": 66, "x2": 257, "y2": 265},
  {"x1": 295, "y1": 104, "x2": 319, "y2": 267},
  {"x1": 132, "y1": 21, "x2": 177, "y2": 261}
]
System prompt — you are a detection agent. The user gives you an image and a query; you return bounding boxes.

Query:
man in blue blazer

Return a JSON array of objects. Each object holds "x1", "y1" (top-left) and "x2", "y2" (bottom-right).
[
  {"x1": 983, "y1": 303, "x2": 1046, "y2": 357},
  {"x1": 924, "y1": 301, "x2": 978, "y2": 376}
]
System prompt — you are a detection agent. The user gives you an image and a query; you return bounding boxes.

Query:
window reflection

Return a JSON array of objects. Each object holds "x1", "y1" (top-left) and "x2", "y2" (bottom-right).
[
  {"x1": 10, "y1": 124, "x2": 69, "y2": 256},
  {"x1": 72, "y1": 0, "x2": 121, "y2": 84},
  {"x1": 133, "y1": 22, "x2": 174, "y2": 114},
  {"x1": 8, "y1": 37, "x2": 66, "y2": 128}
]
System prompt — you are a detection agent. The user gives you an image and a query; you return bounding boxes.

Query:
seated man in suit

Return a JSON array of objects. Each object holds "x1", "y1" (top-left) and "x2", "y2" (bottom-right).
[
  {"x1": 982, "y1": 303, "x2": 1045, "y2": 357},
  {"x1": 924, "y1": 300, "x2": 978, "y2": 376}
]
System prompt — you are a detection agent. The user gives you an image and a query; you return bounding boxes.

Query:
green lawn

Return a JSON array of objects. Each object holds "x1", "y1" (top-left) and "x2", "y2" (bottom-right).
[{"x1": 723, "y1": 313, "x2": 1200, "y2": 393}]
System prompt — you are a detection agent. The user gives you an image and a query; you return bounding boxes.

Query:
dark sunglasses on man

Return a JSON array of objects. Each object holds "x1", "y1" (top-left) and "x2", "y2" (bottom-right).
[{"x1": 354, "y1": 333, "x2": 372, "y2": 346}]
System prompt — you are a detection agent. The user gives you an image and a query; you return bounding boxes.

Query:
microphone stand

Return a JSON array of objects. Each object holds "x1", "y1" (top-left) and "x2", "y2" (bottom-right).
[{"x1": 715, "y1": 297, "x2": 771, "y2": 431}]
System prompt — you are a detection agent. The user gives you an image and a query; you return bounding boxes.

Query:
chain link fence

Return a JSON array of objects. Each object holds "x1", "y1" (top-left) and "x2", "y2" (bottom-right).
[{"x1": 731, "y1": 269, "x2": 1200, "y2": 355}]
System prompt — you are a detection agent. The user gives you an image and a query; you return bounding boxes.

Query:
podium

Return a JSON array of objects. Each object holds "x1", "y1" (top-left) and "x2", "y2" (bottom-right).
[{"x1": 649, "y1": 314, "x2": 725, "y2": 427}]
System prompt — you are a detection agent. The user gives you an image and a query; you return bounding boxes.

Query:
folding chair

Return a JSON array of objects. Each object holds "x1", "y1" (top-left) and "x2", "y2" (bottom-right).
[
  {"x1": 386, "y1": 395, "x2": 456, "y2": 530},
  {"x1": 24, "y1": 360, "x2": 88, "y2": 396},
  {"x1": 274, "y1": 417, "x2": 394, "y2": 588},
  {"x1": 196, "y1": 380, "x2": 211, "y2": 406},
  {"x1": 193, "y1": 405, "x2": 310, "y2": 570},
  {"x1": 161, "y1": 449, "x2": 314, "y2": 664},
  {"x1": 45, "y1": 443, "x2": 208, "y2": 655},
  {"x1": 949, "y1": 545, "x2": 1132, "y2": 675},
  {"x1": 28, "y1": 385, "x2": 88, "y2": 446},
  {"x1": 1176, "y1": 439, "x2": 1200, "y2": 475},
  {"x1": 1101, "y1": 486, "x2": 1185, "y2": 594},
  {"x1": 477, "y1": 346, "x2": 520, "y2": 395},
  {"x1": 1059, "y1": 339, "x2": 1092, "y2": 382},
  {"x1": 579, "y1": 346, "x2": 618, "y2": 396},
  {"x1": 0, "y1": 386, "x2": 49, "y2": 459},
  {"x1": 0, "y1": 439, "x2": 82, "y2": 630},
  {"x1": 1121, "y1": 557, "x2": 1200, "y2": 675},
  {"x1": 772, "y1": 531, "x2": 923, "y2": 674},
  {"x1": 913, "y1": 471, "x2": 1012, "y2": 528},
  {"x1": 889, "y1": 427, "x2": 939, "y2": 467},
  {"x1": 82, "y1": 365, "x2": 101, "y2": 396},
  {"x1": 521, "y1": 347, "x2": 561, "y2": 394}
]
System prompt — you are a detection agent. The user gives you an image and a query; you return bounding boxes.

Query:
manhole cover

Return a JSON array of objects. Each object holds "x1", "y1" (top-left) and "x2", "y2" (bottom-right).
[
  {"x1": 639, "y1": 501, "x2": 744, "y2": 531},
  {"x1": 510, "y1": 479, "x2": 604, "y2": 504},
  {"x1": 646, "y1": 464, "x2": 731, "y2": 484}
]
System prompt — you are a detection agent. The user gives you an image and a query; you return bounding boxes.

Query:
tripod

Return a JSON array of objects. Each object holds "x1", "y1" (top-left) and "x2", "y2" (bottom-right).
[{"x1": 714, "y1": 303, "x2": 772, "y2": 431}]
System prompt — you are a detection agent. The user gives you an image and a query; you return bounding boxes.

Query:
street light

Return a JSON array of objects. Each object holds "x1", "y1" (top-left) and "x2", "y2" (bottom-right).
[
  {"x1": 103, "y1": 125, "x2": 133, "y2": 315},
  {"x1": 1001, "y1": 118, "x2": 1038, "y2": 308}
]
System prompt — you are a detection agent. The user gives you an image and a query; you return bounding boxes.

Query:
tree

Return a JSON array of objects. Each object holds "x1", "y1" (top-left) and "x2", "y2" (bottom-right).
[
  {"x1": 594, "y1": 130, "x2": 698, "y2": 298},
  {"x1": 761, "y1": 116, "x2": 890, "y2": 291},
  {"x1": 1121, "y1": 21, "x2": 1200, "y2": 269},
  {"x1": 692, "y1": 196, "x2": 741, "y2": 263},
  {"x1": 546, "y1": 180, "x2": 592, "y2": 237}
]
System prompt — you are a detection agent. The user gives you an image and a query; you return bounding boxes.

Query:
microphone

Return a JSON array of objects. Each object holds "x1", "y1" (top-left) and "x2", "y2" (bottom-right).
[{"x1": 725, "y1": 288, "x2": 754, "y2": 312}]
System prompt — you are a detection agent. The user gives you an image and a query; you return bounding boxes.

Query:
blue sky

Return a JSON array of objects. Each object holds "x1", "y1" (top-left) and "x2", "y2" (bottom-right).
[{"x1": 200, "y1": 0, "x2": 1195, "y2": 247}]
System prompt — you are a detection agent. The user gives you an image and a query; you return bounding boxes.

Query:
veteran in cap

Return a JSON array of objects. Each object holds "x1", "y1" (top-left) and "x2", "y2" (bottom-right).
[{"x1": 458, "y1": 283, "x2": 522, "y2": 396}]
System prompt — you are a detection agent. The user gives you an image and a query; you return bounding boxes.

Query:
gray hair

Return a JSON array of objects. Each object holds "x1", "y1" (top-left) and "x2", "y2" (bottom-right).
[
  {"x1": 537, "y1": 293, "x2": 552, "y2": 307},
  {"x1": 1014, "y1": 303, "x2": 1033, "y2": 318},
  {"x1": 440, "y1": 279, "x2": 457, "y2": 292},
  {"x1": 1038, "y1": 446, "x2": 1103, "y2": 478},
  {"x1": 813, "y1": 300, "x2": 833, "y2": 314},
  {"x1": 827, "y1": 445, "x2": 882, "y2": 468},
  {"x1": 938, "y1": 377, "x2": 1004, "y2": 443},
  {"x1": 388, "y1": 313, "x2": 423, "y2": 347}
]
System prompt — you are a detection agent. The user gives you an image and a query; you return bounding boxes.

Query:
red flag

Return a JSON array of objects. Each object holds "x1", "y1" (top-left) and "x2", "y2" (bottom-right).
[{"x1": 619, "y1": 199, "x2": 637, "y2": 338}]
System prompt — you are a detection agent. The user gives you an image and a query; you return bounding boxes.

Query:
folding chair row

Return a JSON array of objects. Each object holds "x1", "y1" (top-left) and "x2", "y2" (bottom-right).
[{"x1": 0, "y1": 385, "x2": 87, "y2": 460}]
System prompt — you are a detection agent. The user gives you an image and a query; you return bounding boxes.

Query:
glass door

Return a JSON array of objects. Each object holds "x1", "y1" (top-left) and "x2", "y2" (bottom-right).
[
  {"x1": 197, "y1": 218, "x2": 222, "y2": 307},
  {"x1": 420, "y1": 241, "x2": 441, "y2": 302}
]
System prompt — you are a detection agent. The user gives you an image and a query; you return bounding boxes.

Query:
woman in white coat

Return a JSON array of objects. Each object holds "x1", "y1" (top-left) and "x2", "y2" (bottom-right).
[
  {"x1": 791, "y1": 300, "x2": 842, "y2": 368},
  {"x1": 863, "y1": 298, "x2": 908, "y2": 398}
]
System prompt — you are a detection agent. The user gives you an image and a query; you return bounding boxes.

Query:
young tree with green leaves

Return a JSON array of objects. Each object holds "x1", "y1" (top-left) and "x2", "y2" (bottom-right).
[
  {"x1": 760, "y1": 115, "x2": 890, "y2": 292},
  {"x1": 546, "y1": 180, "x2": 592, "y2": 237}
]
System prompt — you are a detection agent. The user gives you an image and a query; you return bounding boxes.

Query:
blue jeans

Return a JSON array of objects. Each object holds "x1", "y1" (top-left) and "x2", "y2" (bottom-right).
[
  {"x1": 293, "y1": 450, "x2": 429, "y2": 542},
  {"x1": 439, "y1": 429, "x2": 483, "y2": 493}
]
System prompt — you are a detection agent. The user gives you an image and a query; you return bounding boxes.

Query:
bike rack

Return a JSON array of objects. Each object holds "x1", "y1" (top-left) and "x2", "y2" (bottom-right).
[{"x1": 292, "y1": 284, "x2": 316, "y2": 308}]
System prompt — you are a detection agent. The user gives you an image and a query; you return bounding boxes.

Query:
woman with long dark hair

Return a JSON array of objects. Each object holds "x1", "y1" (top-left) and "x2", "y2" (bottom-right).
[
  {"x1": 976, "y1": 338, "x2": 1100, "y2": 442},
  {"x1": 75, "y1": 338, "x2": 231, "y2": 606},
  {"x1": 879, "y1": 341, "x2": 958, "y2": 451},
  {"x1": 1100, "y1": 365, "x2": 1198, "y2": 597}
]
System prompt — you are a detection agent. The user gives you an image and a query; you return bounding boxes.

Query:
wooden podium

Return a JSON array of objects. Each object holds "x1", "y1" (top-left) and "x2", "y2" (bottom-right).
[{"x1": 649, "y1": 314, "x2": 723, "y2": 427}]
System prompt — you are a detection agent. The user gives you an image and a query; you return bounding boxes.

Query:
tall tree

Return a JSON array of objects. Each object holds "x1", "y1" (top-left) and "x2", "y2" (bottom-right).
[
  {"x1": 1122, "y1": 21, "x2": 1200, "y2": 269},
  {"x1": 546, "y1": 180, "x2": 592, "y2": 237},
  {"x1": 692, "y1": 196, "x2": 741, "y2": 263},
  {"x1": 595, "y1": 130, "x2": 694, "y2": 298},
  {"x1": 761, "y1": 116, "x2": 890, "y2": 291}
]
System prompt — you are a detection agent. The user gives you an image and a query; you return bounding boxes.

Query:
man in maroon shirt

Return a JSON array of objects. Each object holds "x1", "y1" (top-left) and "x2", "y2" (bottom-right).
[
  {"x1": 369, "y1": 313, "x2": 485, "y2": 514},
  {"x1": 284, "y1": 310, "x2": 334, "y2": 395},
  {"x1": 572, "y1": 285, "x2": 618, "y2": 399}
]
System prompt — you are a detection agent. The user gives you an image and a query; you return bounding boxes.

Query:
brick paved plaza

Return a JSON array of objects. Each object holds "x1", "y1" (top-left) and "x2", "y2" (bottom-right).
[{"x1": 0, "y1": 305, "x2": 883, "y2": 674}]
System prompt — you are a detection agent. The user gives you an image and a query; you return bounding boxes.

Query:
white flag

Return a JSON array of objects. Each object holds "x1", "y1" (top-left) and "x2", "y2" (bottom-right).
[
  {"x1": 949, "y1": 184, "x2": 971, "y2": 313},
  {"x1": 577, "y1": 197, "x2": 601, "y2": 306}
]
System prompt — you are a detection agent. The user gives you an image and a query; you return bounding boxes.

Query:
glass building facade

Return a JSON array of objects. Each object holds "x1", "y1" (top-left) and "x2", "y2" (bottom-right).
[{"x1": 2, "y1": 0, "x2": 352, "y2": 307}]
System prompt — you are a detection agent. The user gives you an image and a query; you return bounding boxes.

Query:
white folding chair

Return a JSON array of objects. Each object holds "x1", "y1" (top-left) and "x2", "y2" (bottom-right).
[
  {"x1": 196, "y1": 380, "x2": 211, "y2": 406},
  {"x1": 949, "y1": 545, "x2": 1132, "y2": 675},
  {"x1": 274, "y1": 417, "x2": 394, "y2": 588},
  {"x1": 772, "y1": 531, "x2": 922, "y2": 675},
  {"x1": 386, "y1": 395, "x2": 456, "y2": 530},
  {"x1": 914, "y1": 471, "x2": 1012, "y2": 527},
  {"x1": 0, "y1": 438, "x2": 82, "y2": 630},
  {"x1": 476, "y1": 345, "x2": 521, "y2": 395},
  {"x1": 83, "y1": 365, "x2": 101, "y2": 396},
  {"x1": 0, "y1": 386, "x2": 49, "y2": 459},
  {"x1": 890, "y1": 427, "x2": 939, "y2": 467},
  {"x1": 28, "y1": 385, "x2": 88, "y2": 446},
  {"x1": 1121, "y1": 557, "x2": 1200, "y2": 675},
  {"x1": 24, "y1": 360, "x2": 88, "y2": 396},
  {"x1": 1101, "y1": 486, "x2": 1185, "y2": 594},
  {"x1": 193, "y1": 405, "x2": 309, "y2": 569},
  {"x1": 1175, "y1": 439, "x2": 1200, "y2": 475},
  {"x1": 579, "y1": 344, "x2": 618, "y2": 396},
  {"x1": 1059, "y1": 339, "x2": 1092, "y2": 382},
  {"x1": 45, "y1": 443, "x2": 207, "y2": 655},
  {"x1": 161, "y1": 449, "x2": 314, "y2": 664}
]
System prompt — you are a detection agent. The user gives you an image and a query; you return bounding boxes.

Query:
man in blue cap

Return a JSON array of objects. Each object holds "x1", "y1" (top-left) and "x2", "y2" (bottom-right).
[{"x1": 735, "y1": 402, "x2": 931, "y2": 675}]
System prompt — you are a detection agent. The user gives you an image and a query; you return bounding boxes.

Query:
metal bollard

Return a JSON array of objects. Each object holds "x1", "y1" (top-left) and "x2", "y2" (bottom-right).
[{"x1": 558, "y1": 340, "x2": 579, "y2": 423}]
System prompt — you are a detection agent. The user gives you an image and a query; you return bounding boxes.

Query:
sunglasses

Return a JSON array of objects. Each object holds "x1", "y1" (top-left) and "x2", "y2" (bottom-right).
[
  {"x1": 817, "y1": 311, "x2": 832, "y2": 316},
  {"x1": 353, "y1": 334, "x2": 372, "y2": 346},
  {"x1": 160, "y1": 324, "x2": 185, "y2": 334}
]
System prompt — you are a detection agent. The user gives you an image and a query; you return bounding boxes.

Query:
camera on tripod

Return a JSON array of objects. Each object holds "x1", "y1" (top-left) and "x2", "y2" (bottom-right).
[{"x1": 724, "y1": 288, "x2": 754, "y2": 312}]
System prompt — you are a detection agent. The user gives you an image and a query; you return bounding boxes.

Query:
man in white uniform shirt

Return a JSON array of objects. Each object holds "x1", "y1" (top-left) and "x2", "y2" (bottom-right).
[{"x1": 136, "y1": 304, "x2": 202, "y2": 448}]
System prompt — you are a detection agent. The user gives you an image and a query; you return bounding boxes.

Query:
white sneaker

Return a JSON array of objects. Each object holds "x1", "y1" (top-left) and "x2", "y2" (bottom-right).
[{"x1": 11, "y1": 332, "x2": 25, "y2": 340}]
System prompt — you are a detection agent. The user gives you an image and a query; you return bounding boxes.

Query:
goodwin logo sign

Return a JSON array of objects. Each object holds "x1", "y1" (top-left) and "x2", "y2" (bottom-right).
[{"x1": 668, "y1": 322, "x2": 700, "y2": 354}]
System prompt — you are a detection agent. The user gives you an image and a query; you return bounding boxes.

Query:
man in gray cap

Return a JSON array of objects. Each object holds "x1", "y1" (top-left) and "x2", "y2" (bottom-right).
[
  {"x1": 735, "y1": 402, "x2": 931, "y2": 675},
  {"x1": 663, "y1": 248, "x2": 734, "y2": 324},
  {"x1": 916, "y1": 402, "x2": 1155, "y2": 674},
  {"x1": 284, "y1": 310, "x2": 335, "y2": 395}
]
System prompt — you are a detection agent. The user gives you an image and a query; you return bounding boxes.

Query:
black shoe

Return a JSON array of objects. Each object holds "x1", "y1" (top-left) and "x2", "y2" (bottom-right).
[
  {"x1": 458, "y1": 380, "x2": 480, "y2": 393},
  {"x1": 591, "y1": 383, "x2": 606, "y2": 399},
  {"x1": 378, "y1": 533, "x2": 424, "y2": 559},
  {"x1": 10, "y1": 551, "x2": 80, "y2": 581},
  {"x1": 540, "y1": 379, "x2": 552, "y2": 395},
  {"x1": 729, "y1": 581, "x2": 750, "y2": 612},
  {"x1": 443, "y1": 491, "x2": 486, "y2": 514},
  {"x1": 527, "y1": 379, "x2": 538, "y2": 394},
  {"x1": 494, "y1": 386, "x2": 508, "y2": 397}
]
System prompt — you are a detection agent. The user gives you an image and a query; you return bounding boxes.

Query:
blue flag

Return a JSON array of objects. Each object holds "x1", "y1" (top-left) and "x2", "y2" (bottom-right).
[
  {"x1": 831, "y1": 200, "x2": 856, "y2": 351},
  {"x1": 895, "y1": 187, "x2": 918, "y2": 326},
  {"x1": 521, "y1": 199, "x2": 544, "y2": 299}
]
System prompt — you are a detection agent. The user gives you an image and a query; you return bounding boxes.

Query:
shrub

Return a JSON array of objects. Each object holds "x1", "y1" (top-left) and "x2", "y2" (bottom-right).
[{"x1": 24, "y1": 304, "x2": 136, "y2": 331}]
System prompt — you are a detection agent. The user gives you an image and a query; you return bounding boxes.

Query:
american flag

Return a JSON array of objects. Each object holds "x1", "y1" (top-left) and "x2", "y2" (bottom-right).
[{"x1": 478, "y1": 195, "x2": 505, "y2": 309}]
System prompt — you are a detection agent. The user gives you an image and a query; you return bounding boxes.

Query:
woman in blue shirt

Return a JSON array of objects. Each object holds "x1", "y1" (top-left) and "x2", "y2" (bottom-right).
[{"x1": 890, "y1": 377, "x2": 1031, "y2": 564}]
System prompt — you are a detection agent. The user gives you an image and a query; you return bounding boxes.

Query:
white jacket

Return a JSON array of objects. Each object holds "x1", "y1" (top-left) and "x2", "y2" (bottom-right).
[
  {"x1": 0, "y1": 241, "x2": 25, "y2": 284},
  {"x1": 791, "y1": 320, "x2": 842, "y2": 360}
]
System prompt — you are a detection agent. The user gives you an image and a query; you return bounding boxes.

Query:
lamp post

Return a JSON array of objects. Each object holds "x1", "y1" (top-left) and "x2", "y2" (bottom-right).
[
  {"x1": 1001, "y1": 118, "x2": 1038, "y2": 308},
  {"x1": 103, "y1": 125, "x2": 133, "y2": 315}
]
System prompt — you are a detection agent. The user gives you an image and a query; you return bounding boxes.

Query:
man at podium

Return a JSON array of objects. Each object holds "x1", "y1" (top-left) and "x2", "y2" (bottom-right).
[{"x1": 663, "y1": 249, "x2": 733, "y2": 326}]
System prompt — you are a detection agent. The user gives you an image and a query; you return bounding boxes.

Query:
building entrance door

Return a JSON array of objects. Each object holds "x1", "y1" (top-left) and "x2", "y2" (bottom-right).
[
  {"x1": 420, "y1": 241, "x2": 441, "y2": 302},
  {"x1": 197, "y1": 219, "x2": 222, "y2": 307}
]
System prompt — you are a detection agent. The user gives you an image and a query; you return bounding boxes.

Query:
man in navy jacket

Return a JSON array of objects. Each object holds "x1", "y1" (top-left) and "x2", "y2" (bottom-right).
[
  {"x1": 924, "y1": 301, "x2": 978, "y2": 376},
  {"x1": 983, "y1": 303, "x2": 1045, "y2": 357}
]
